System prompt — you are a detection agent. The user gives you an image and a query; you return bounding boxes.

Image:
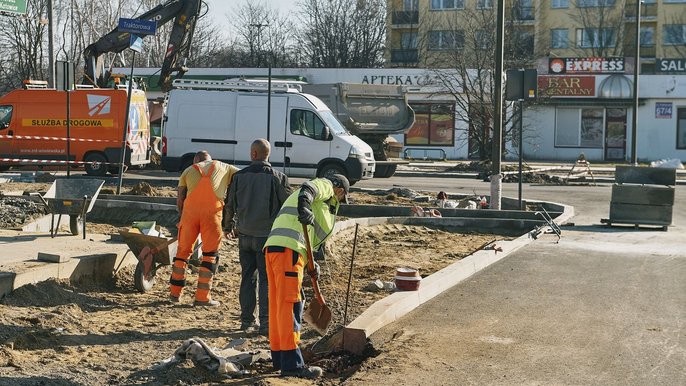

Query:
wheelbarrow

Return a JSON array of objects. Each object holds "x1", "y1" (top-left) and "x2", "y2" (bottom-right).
[
  {"x1": 34, "y1": 178, "x2": 105, "y2": 239},
  {"x1": 118, "y1": 229, "x2": 202, "y2": 293}
]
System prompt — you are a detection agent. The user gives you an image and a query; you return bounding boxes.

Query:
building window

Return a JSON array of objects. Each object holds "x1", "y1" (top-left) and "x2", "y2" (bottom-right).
[
  {"x1": 476, "y1": 0, "x2": 493, "y2": 9},
  {"x1": 405, "y1": 103, "x2": 455, "y2": 146},
  {"x1": 428, "y1": 30, "x2": 464, "y2": 50},
  {"x1": 552, "y1": 0, "x2": 569, "y2": 8},
  {"x1": 430, "y1": 0, "x2": 464, "y2": 10},
  {"x1": 664, "y1": 0, "x2": 686, "y2": 3},
  {"x1": 678, "y1": 108, "x2": 686, "y2": 149},
  {"x1": 577, "y1": 0, "x2": 615, "y2": 6},
  {"x1": 401, "y1": 32, "x2": 418, "y2": 49},
  {"x1": 403, "y1": 0, "x2": 419, "y2": 10},
  {"x1": 551, "y1": 29, "x2": 569, "y2": 48},
  {"x1": 640, "y1": 26, "x2": 655, "y2": 47},
  {"x1": 555, "y1": 108, "x2": 604, "y2": 148},
  {"x1": 576, "y1": 28, "x2": 616, "y2": 48},
  {"x1": 476, "y1": 29, "x2": 491, "y2": 50},
  {"x1": 664, "y1": 24, "x2": 686, "y2": 45}
]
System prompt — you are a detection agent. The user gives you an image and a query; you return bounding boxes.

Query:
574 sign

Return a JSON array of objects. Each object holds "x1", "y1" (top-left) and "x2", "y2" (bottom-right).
[{"x1": 655, "y1": 102, "x2": 672, "y2": 119}]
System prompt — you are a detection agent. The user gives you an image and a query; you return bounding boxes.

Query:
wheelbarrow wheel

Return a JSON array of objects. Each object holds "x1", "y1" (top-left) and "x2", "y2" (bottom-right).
[
  {"x1": 134, "y1": 261, "x2": 157, "y2": 293},
  {"x1": 69, "y1": 216, "x2": 82, "y2": 236}
]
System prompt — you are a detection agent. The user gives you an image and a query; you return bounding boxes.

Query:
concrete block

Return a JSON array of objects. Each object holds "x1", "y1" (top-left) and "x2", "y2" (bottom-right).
[{"x1": 37, "y1": 252, "x2": 71, "y2": 263}]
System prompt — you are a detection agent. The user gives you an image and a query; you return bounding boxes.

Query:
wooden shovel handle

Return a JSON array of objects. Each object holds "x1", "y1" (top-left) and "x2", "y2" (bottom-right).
[{"x1": 302, "y1": 224, "x2": 326, "y2": 306}]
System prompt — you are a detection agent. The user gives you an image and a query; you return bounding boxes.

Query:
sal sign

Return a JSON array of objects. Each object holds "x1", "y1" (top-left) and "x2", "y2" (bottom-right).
[{"x1": 549, "y1": 57, "x2": 624, "y2": 74}]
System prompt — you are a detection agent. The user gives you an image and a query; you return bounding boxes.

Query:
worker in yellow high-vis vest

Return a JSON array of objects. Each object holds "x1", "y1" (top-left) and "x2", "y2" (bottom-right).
[
  {"x1": 263, "y1": 174, "x2": 349, "y2": 379},
  {"x1": 169, "y1": 150, "x2": 238, "y2": 306}
]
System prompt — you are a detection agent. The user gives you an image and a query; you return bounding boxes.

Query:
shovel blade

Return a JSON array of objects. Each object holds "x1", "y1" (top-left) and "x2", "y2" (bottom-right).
[{"x1": 303, "y1": 299, "x2": 332, "y2": 336}]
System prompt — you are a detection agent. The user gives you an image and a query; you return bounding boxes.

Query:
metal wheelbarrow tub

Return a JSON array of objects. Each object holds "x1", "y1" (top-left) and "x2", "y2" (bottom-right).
[
  {"x1": 38, "y1": 178, "x2": 105, "y2": 238},
  {"x1": 119, "y1": 230, "x2": 177, "y2": 293}
]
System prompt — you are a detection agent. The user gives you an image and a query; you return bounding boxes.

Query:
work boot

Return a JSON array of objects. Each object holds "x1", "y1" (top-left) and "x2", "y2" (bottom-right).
[
  {"x1": 169, "y1": 295, "x2": 180, "y2": 304},
  {"x1": 280, "y1": 366, "x2": 323, "y2": 379},
  {"x1": 258, "y1": 327, "x2": 269, "y2": 337},
  {"x1": 193, "y1": 299, "x2": 220, "y2": 307},
  {"x1": 240, "y1": 321, "x2": 259, "y2": 331}
]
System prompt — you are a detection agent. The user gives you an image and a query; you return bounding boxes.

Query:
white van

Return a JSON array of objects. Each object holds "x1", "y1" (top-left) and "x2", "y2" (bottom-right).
[{"x1": 161, "y1": 79, "x2": 375, "y2": 184}]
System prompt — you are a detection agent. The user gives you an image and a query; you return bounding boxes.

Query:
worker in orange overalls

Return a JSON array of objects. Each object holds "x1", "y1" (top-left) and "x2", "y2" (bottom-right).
[{"x1": 169, "y1": 150, "x2": 238, "y2": 306}]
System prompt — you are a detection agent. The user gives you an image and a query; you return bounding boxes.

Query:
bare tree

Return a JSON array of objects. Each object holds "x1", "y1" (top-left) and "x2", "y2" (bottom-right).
[
  {"x1": 230, "y1": 2, "x2": 297, "y2": 68},
  {"x1": 0, "y1": 0, "x2": 50, "y2": 91},
  {"x1": 297, "y1": 0, "x2": 386, "y2": 68},
  {"x1": 419, "y1": 5, "x2": 544, "y2": 160},
  {"x1": 569, "y1": 0, "x2": 627, "y2": 57}
]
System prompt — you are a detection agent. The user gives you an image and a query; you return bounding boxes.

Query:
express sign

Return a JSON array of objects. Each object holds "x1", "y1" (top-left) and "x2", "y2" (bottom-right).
[{"x1": 549, "y1": 57, "x2": 624, "y2": 74}]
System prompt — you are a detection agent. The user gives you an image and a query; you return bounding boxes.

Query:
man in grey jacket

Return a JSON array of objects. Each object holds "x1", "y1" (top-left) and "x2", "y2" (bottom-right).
[{"x1": 224, "y1": 138, "x2": 291, "y2": 335}]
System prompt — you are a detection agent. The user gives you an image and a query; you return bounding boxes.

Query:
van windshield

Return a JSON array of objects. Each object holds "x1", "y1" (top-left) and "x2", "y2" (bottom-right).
[{"x1": 319, "y1": 110, "x2": 350, "y2": 135}]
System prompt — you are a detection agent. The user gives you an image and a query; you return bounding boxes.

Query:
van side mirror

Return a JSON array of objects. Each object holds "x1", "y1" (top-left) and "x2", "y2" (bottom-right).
[{"x1": 321, "y1": 126, "x2": 332, "y2": 141}]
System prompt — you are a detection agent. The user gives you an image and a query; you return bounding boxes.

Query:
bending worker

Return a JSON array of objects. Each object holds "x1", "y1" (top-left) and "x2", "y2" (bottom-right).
[
  {"x1": 263, "y1": 174, "x2": 350, "y2": 379},
  {"x1": 170, "y1": 151, "x2": 238, "y2": 306},
  {"x1": 224, "y1": 139, "x2": 291, "y2": 335}
]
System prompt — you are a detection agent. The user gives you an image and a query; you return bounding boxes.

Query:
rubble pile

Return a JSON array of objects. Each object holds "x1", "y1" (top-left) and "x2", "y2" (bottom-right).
[
  {"x1": 369, "y1": 187, "x2": 419, "y2": 199},
  {"x1": 501, "y1": 173, "x2": 567, "y2": 185},
  {"x1": 0, "y1": 196, "x2": 47, "y2": 228}
]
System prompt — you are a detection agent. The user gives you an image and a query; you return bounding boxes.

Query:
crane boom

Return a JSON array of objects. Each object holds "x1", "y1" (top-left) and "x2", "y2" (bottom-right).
[{"x1": 82, "y1": 0, "x2": 202, "y2": 92}]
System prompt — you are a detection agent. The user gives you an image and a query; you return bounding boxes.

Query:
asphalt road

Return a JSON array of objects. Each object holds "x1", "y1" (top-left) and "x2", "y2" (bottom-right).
[{"x1": 340, "y1": 176, "x2": 685, "y2": 385}]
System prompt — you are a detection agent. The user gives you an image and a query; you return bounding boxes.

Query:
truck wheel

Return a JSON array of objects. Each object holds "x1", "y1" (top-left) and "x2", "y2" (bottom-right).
[
  {"x1": 84, "y1": 153, "x2": 108, "y2": 176},
  {"x1": 180, "y1": 156, "x2": 194, "y2": 172},
  {"x1": 374, "y1": 164, "x2": 397, "y2": 178},
  {"x1": 318, "y1": 163, "x2": 346, "y2": 180}
]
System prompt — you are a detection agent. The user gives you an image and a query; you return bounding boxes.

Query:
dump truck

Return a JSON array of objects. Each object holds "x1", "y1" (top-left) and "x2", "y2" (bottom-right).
[{"x1": 301, "y1": 83, "x2": 415, "y2": 178}]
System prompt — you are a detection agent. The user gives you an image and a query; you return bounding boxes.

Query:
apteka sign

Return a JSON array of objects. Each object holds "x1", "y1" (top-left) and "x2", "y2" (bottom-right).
[{"x1": 549, "y1": 57, "x2": 624, "y2": 74}]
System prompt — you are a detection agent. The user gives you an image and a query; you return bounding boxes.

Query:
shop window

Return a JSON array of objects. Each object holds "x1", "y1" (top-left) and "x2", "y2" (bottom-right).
[
  {"x1": 405, "y1": 103, "x2": 455, "y2": 146},
  {"x1": 678, "y1": 108, "x2": 686, "y2": 149},
  {"x1": 554, "y1": 108, "x2": 603, "y2": 148}
]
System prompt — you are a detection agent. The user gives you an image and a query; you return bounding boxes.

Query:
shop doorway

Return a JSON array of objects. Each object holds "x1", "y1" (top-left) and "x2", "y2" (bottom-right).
[{"x1": 604, "y1": 108, "x2": 627, "y2": 161}]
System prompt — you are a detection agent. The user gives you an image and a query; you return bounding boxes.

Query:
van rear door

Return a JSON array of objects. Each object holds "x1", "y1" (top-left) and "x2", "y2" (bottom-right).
[{"x1": 174, "y1": 90, "x2": 236, "y2": 163}]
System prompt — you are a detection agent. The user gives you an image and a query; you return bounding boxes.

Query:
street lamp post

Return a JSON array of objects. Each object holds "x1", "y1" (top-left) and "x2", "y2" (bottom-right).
[
  {"x1": 249, "y1": 23, "x2": 272, "y2": 142},
  {"x1": 631, "y1": 0, "x2": 641, "y2": 165}
]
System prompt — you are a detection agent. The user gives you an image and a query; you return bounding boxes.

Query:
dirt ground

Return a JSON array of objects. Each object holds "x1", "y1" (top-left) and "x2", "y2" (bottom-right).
[{"x1": 0, "y1": 180, "x2": 504, "y2": 385}]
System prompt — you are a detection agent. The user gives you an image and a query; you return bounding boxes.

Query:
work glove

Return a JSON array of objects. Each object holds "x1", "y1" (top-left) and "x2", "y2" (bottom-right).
[
  {"x1": 307, "y1": 261, "x2": 321, "y2": 280},
  {"x1": 298, "y1": 207, "x2": 315, "y2": 225}
]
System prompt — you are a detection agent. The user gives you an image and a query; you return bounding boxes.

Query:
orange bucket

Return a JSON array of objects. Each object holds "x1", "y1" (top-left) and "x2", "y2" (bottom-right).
[{"x1": 395, "y1": 267, "x2": 421, "y2": 291}]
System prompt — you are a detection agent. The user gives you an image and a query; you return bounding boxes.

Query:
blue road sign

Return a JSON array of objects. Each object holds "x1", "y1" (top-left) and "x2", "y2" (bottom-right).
[
  {"x1": 129, "y1": 34, "x2": 144, "y2": 53},
  {"x1": 118, "y1": 18, "x2": 157, "y2": 36}
]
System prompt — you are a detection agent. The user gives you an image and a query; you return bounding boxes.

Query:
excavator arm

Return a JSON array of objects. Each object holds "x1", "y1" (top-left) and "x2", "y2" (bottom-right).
[{"x1": 82, "y1": 0, "x2": 202, "y2": 92}]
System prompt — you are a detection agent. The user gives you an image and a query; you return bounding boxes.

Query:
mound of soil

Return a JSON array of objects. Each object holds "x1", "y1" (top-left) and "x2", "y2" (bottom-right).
[
  {"x1": 0, "y1": 222, "x2": 503, "y2": 385},
  {"x1": 128, "y1": 182, "x2": 158, "y2": 196}
]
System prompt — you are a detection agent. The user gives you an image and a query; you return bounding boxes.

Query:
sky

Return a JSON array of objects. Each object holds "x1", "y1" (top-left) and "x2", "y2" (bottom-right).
[{"x1": 202, "y1": 0, "x2": 299, "y2": 34}]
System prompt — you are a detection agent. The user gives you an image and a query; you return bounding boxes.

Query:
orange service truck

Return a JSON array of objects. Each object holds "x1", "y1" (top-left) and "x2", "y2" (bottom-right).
[{"x1": 0, "y1": 81, "x2": 151, "y2": 176}]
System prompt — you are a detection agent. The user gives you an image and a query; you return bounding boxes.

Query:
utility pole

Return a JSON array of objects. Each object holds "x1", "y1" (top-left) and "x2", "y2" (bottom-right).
[
  {"x1": 490, "y1": 0, "x2": 506, "y2": 210},
  {"x1": 47, "y1": 0, "x2": 55, "y2": 87},
  {"x1": 250, "y1": 23, "x2": 272, "y2": 142},
  {"x1": 631, "y1": 0, "x2": 641, "y2": 165}
]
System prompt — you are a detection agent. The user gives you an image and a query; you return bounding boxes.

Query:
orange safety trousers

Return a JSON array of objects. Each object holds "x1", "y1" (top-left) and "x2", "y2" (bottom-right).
[
  {"x1": 169, "y1": 162, "x2": 223, "y2": 302},
  {"x1": 265, "y1": 246, "x2": 306, "y2": 371}
]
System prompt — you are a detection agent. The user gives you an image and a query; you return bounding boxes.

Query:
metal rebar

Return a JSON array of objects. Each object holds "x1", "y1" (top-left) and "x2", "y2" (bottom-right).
[{"x1": 343, "y1": 224, "x2": 359, "y2": 326}]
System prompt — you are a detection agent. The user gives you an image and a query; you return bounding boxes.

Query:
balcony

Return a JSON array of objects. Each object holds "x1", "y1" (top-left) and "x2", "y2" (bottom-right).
[
  {"x1": 391, "y1": 11, "x2": 419, "y2": 25},
  {"x1": 511, "y1": 6, "x2": 534, "y2": 21},
  {"x1": 391, "y1": 49, "x2": 419, "y2": 64},
  {"x1": 624, "y1": 3, "x2": 658, "y2": 19}
]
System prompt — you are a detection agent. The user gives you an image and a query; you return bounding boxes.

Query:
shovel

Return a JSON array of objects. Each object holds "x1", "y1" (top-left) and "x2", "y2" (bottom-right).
[{"x1": 302, "y1": 224, "x2": 332, "y2": 335}]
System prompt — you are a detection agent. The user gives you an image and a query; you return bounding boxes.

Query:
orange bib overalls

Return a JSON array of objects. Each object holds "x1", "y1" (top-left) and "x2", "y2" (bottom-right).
[{"x1": 169, "y1": 162, "x2": 224, "y2": 303}]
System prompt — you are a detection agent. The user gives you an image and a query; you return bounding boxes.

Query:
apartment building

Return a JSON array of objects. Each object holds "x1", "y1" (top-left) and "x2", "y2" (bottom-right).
[{"x1": 386, "y1": 0, "x2": 686, "y2": 74}]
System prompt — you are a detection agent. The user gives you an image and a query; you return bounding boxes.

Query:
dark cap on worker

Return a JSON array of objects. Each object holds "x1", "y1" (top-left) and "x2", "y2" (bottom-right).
[{"x1": 327, "y1": 174, "x2": 350, "y2": 204}]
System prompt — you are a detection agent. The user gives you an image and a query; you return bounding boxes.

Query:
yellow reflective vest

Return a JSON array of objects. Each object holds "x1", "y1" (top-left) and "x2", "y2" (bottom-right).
[{"x1": 264, "y1": 178, "x2": 340, "y2": 263}]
